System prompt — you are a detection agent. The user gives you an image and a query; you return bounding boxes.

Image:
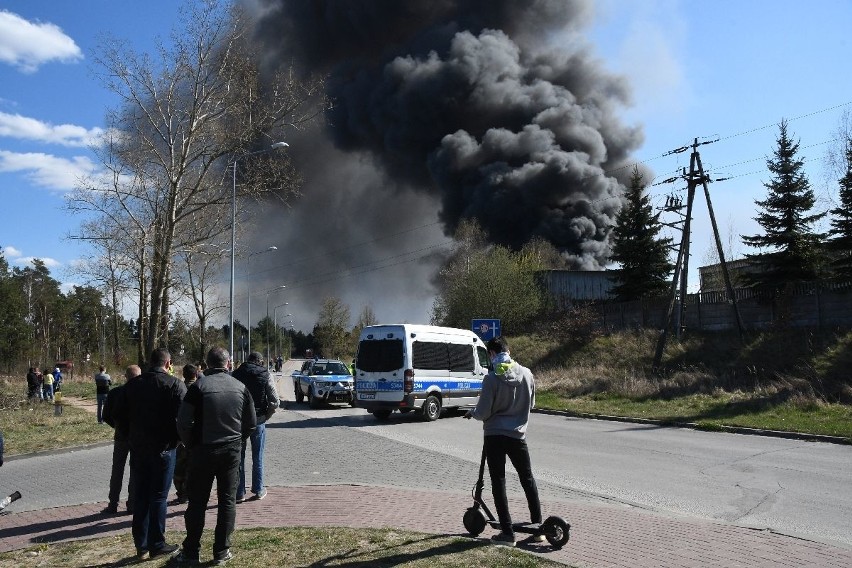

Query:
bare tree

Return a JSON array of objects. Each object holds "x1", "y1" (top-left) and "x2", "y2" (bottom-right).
[
  {"x1": 69, "y1": 0, "x2": 327, "y2": 362},
  {"x1": 178, "y1": 244, "x2": 229, "y2": 359},
  {"x1": 314, "y1": 297, "x2": 351, "y2": 359}
]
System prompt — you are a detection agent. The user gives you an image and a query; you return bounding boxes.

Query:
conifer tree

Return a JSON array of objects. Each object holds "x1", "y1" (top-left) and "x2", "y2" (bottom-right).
[
  {"x1": 742, "y1": 120, "x2": 825, "y2": 286},
  {"x1": 610, "y1": 166, "x2": 674, "y2": 301},
  {"x1": 826, "y1": 138, "x2": 852, "y2": 279}
]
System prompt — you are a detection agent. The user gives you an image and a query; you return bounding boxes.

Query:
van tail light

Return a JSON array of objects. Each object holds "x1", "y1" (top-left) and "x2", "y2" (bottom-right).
[{"x1": 403, "y1": 369, "x2": 414, "y2": 393}]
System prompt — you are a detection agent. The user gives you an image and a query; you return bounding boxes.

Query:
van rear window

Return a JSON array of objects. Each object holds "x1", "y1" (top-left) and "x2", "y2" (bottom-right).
[{"x1": 358, "y1": 339, "x2": 404, "y2": 372}]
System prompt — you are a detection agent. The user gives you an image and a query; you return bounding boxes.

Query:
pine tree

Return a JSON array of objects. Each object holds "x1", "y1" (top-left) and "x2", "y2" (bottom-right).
[
  {"x1": 826, "y1": 138, "x2": 852, "y2": 279},
  {"x1": 742, "y1": 120, "x2": 825, "y2": 286},
  {"x1": 610, "y1": 166, "x2": 674, "y2": 301}
]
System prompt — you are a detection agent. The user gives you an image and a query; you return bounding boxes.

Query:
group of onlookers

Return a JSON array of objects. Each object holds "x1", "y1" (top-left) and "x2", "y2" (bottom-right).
[
  {"x1": 100, "y1": 347, "x2": 279, "y2": 566},
  {"x1": 26, "y1": 366, "x2": 62, "y2": 401}
]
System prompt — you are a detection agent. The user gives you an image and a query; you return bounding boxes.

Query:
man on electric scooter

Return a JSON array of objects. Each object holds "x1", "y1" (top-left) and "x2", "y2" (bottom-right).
[{"x1": 465, "y1": 336, "x2": 543, "y2": 547}]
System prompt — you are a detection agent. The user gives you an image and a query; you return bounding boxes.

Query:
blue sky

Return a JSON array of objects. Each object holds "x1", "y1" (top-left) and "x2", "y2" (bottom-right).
[{"x1": 1, "y1": 0, "x2": 851, "y2": 324}]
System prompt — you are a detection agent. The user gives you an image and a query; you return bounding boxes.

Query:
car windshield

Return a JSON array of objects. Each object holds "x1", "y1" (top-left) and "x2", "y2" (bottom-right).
[{"x1": 312, "y1": 362, "x2": 350, "y2": 375}]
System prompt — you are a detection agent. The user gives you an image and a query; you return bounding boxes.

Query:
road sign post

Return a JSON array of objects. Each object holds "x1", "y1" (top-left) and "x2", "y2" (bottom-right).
[{"x1": 472, "y1": 318, "x2": 501, "y2": 341}]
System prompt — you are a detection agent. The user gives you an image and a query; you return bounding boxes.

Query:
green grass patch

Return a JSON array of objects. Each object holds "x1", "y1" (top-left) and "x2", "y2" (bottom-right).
[
  {"x1": 0, "y1": 527, "x2": 568, "y2": 568},
  {"x1": 0, "y1": 381, "x2": 113, "y2": 456},
  {"x1": 536, "y1": 390, "x2": 852, "y2": 440}
]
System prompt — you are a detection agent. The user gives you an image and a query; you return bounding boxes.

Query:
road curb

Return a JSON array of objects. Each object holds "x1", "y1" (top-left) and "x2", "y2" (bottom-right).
[
  {"x1": 3, "y1": 440, "x2": 114, "y2": 462},
  {"x1": 533, "y1": 408, "x2": 852, "y2": 445}
]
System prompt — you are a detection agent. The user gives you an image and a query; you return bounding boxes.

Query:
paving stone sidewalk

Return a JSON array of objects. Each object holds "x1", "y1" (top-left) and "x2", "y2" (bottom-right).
[{"x1": 2, "y1": 485, "x2": 851, "y2": 567}]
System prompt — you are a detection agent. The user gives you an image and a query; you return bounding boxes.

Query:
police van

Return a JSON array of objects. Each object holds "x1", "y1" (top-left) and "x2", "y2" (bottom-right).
[{"x1": 354, "y1": 324, "x2": 490, "y2": 421}]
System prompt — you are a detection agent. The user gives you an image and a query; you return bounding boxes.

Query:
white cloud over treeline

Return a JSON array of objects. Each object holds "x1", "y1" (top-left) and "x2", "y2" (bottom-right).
[
  {"x1": 0, "y1": 150, "x2": 97, "y2": 191},
  {"x1": 0, "y1": 111, "x2": 104, "y2": 147},
  {"x1": 0, "y1": 10, "x2": 82, "y2": 73}
]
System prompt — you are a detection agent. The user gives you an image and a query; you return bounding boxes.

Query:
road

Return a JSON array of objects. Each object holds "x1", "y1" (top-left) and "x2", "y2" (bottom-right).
[
  {"x1": 3, "y1": 359, "x2": 850, "y2": 558},
  {"x1": 277, "y1": 360, "x2": 852, "y2": 550}
]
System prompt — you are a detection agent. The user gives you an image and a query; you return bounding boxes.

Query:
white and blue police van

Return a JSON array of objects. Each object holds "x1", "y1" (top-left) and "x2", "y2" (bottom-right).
[{"x1": 354, "y1": 324, "x2": 489, "y2": 421}]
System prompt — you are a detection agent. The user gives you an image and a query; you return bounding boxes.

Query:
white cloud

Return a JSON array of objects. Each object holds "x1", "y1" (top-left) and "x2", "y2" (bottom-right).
[
  {"x1": 60, "y1": 281, "x2": 78, "y2": 294},
  {"x1": 2, "y1": 245, "x2": 22, "y2": 257},
  {"x1": 15, "y1": 256, "x2": 61, "y2": 268},
  {"x1": 0, "y1": 112, "x2": 105, "y2": 147},
  {"x1": 0, "y1": 10, "x2": 82, "y2": 73},
  {"x1": 0, "y1": 150, "x2": 97, "y2": 191}
]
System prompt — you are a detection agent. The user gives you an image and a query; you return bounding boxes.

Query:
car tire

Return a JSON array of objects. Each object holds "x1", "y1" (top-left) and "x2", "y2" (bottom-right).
[
  {"x1": 308, "y1": 387, "x2": 321, "y2": 409},
  {"x1": 372, "y1": 409, "x2": 392, "y2": 421},
  {"x1": 294, "y1": 382, "x2": 304, "y2": 403},
  {"x1": 421, "y1": 395, "x2": 441, "y2": 421}
]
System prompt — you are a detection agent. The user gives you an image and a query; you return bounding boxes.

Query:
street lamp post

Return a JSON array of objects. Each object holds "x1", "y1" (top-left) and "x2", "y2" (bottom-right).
[
  {"x1": 273, "y1": 303, "x2": 290, "y2": 361},
  {"x1": 228, "y1": 142, "x2": 289, "y2": 359},
  {"x1": 246, "y1": 247, "x2": 279, "y2": 356},
  {"x1": 265, "y1": 287, "x2": 287, "y2": 366}
]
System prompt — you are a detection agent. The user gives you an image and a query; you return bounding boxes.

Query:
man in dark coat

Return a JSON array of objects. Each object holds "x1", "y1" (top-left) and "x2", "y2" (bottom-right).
[
  {"x1": 101, "y1": 364, "x2": 142, "y2": 514},
  {"x1": 112, "y1": 348, "x2": 185, "y2": 560},
  {"x1": 231, "y1": 352, "x2": 279, "y2": 502},
  {"x1": 176, "y1": 346, "x2": 256, "y2": 565}
]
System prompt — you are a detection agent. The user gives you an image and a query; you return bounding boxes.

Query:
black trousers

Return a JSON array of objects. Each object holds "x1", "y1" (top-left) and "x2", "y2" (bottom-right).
[
  {"x1": 173, "y1": 443, "x2": 189, "y2": 499},
  {"x1": 108, "y1": 433, "x2": 134, "y2": 510},
  {"x1": 484, "y1": 434, "x2": 542, "y2": 534},
  {"x1": 182, "y1": 441, "x2": 241, "y2": 558}
]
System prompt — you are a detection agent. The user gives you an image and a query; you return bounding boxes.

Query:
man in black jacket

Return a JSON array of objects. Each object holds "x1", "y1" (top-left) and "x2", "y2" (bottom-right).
[
  {"x1": 113, "y1": 348, "x2": 185, "y2": 560},
  {"x1": 231, "y1": 351, "x2": 279, "y2": 503},
  {"x1": 101, "y1": 364, "x2": 141, "y2": 515},
  {"x1": 176, "y1": 346, "x2": 256, "y2": 566}
]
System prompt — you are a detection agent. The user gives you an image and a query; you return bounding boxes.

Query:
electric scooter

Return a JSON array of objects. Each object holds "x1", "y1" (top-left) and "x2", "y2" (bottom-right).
[{"x1": 462, "y1": 447, "x2": 570, "y2": 548}]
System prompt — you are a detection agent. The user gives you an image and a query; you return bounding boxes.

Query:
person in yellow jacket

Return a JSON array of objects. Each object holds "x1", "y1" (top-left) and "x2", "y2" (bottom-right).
[{"x1": 42, "y1": 367, "x2": 54, "y2": 401}]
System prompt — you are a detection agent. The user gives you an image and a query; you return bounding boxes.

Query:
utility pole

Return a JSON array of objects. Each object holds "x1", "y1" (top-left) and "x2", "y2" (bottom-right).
[{"x1": 653, "y1": 138, "x2": 745, "y2": 371}]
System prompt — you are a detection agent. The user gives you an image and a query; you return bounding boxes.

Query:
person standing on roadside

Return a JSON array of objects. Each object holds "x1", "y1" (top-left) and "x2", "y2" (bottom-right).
[
  {"x1": 42, "y1": 368, "x2": 54, "y2": 401},
  {"x1": 176, "y1": 346, "x2": 256, "y2": 566},
  {"x1": 94, "y1": 365, "x2": 112, "y2": 423},
  {"x1": 172, "y1": 364, "x2": 200, "y2": 505},
  {"x1": 102, "y1": 364, "x2": 142, "y2": 515},
  {"x1": 464, "y1": 336, "x2": 543, "y2": 547},
  {"x1": 26, "y1": 367, "x2": 40, "y2": 400},
  {"x1": 112, "y1": 348, "x2": 185, "y2": 561},
  {"x1": 52, "y1": 366, "x2": 62, "y2": 392},
  {"x1": 231, "y1": 352, "x2": 279, "y2": 503}
]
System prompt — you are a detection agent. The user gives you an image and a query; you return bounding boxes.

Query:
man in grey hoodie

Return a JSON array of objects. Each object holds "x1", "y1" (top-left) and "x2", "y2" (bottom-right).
[{"x1": 465, "y1": 336, "x2": 542, "y2": 546}]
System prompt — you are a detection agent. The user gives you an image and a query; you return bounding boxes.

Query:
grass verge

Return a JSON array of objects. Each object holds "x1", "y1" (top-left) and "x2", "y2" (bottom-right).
[
  {"x1": 0, "y1": 527, "x2": 567, "y2": 568},
  {"x1": 536, "y1": 388, "x2": 852, "y2": 440},
  {"x1": 0, "y1": 380, "x2": 114, "y2": 456}
]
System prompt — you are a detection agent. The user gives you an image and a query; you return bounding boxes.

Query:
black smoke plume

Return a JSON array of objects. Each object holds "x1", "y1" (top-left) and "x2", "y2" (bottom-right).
[
  {"x1": 239, "y1": 0, "x2": 645, "y2": 331},
  {"x1": 252, "y1": 0, "x2": 642, "y2": 270}
]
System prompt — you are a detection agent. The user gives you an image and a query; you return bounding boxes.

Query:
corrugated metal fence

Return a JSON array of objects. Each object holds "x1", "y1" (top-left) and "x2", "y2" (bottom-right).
[{"x1": 543, "y1": 273, "x2": 852, "y2": 331}]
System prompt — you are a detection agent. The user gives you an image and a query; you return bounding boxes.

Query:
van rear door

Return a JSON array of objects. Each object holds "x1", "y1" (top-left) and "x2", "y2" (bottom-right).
[{"x1": 355, "y1": 337, "x2": 405, "y2": 405}]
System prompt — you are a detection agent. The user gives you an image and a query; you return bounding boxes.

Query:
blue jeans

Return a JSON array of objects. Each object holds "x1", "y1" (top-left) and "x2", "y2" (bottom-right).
[
  {"x1": 130, "y1": 448, "x2": 176, "y2": 552},
  {"x1": 237, "y1": 422, "x2": 265, "y2": 498},
  {"x1": 96, "y1": 393, "x2": 108, "y2": 423},
  {"x1": 43, "y1": 384, "x2": 54, "y2": 400}
]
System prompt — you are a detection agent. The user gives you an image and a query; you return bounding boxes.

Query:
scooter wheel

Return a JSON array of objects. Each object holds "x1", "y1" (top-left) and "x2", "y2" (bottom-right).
[
  {"x1": 463, "y1": 507, "x2": 488, "y2": 536},
  {"x1": 542, "y1": 516, "x2": 570, "y2": 549}
]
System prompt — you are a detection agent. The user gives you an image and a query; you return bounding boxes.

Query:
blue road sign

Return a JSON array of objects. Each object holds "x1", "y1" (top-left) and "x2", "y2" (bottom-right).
[{"x1": 472, "y1": 318, "x2": 501, "y2": 341}]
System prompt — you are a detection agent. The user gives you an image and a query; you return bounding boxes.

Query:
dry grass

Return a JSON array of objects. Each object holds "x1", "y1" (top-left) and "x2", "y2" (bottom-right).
[
  {"x1": 0, "y1": 528, "x2": 567, "y2": 568},
  {"x1": 0, "y1": 379, "x2": 113, "y2": 456}
]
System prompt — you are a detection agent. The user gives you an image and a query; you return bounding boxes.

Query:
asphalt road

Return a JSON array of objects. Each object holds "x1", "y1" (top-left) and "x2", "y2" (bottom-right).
[
  {"x1": 3, "y1": 359, "x2": 850, "y2": 555},
  {"x1": 278, "y1": 360, "x2": 852, "y2": 550}
]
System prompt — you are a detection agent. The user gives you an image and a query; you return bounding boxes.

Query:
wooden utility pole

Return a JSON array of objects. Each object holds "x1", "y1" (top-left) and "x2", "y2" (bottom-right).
[{"x1": 653, "y1": 139, "x2": 745, "y2": 371}]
